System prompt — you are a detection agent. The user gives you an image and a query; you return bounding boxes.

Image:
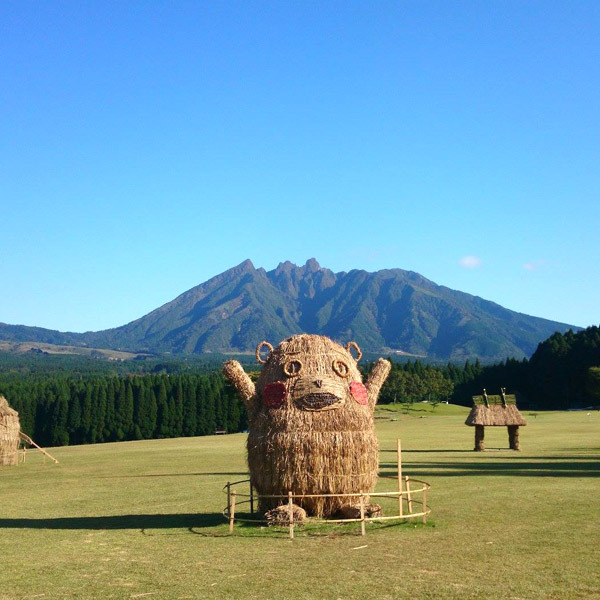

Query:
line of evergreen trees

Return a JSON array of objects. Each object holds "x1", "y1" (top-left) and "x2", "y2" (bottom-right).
[
  {"x1": 1, "y1": 326, "x2": 597, "y2": 449},
  {"x1": 0, "y1": 373, "x2": 246, "y2": 447},
  {"x1": 377, "y1": 326, "x2": 600, "y2": 410},
  {"x1": 446, "y1": 326, "x2": 600, "y2": 410}
]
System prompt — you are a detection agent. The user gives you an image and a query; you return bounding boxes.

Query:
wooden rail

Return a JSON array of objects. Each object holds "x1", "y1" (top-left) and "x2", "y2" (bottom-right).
[{"x1": 19, "y1": 432, "x2": 59, "y2": 464}]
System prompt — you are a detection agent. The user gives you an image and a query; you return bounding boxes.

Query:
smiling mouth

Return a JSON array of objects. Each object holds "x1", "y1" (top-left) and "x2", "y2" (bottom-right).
[{"x1": 294, "y1": 393, "x2": 343, "y2": 411}]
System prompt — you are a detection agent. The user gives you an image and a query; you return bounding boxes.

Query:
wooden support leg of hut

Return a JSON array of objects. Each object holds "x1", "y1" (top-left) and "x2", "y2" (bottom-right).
[
  {"x1": 474, "y1": 425, "x2": 485, "y2": 451},
  {"x1": 508, "y1": 425, "x2": 520, "y2": 451}
]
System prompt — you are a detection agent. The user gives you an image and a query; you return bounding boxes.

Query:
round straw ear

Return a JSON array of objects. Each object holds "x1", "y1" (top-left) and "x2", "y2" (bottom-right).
[
  {"x1": 345, "y1": 341, "x2": 362, "y2": 362},
  {"x1": 256, "y1": 341, "x2": 274, "y2": 364}
]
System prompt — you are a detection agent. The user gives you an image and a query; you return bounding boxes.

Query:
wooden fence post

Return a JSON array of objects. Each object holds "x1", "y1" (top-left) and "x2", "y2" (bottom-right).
[
  {"x1": 226, "y1": 481, "x2": 231, "y2": 517},
  {"x1": 229, "y1": 491, "x2": 236, "y2": 534},
  {"x1": 360, "y1": 494, "x2": 366, "y2": 536},
  {"x1": 405, "y1": 476, "x2": 413, "y2": 516},
  {"x1": 288, "y1": 491, "x2": 294, "y2": 540},
  {"x1": 397, "y1": 438, "x2": 403, "y2": 517}
]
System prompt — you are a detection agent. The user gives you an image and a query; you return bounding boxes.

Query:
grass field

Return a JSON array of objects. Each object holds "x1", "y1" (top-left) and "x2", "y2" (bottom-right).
[{"x1": 1, "y1": 404, "x2": 599, "y2": 599}]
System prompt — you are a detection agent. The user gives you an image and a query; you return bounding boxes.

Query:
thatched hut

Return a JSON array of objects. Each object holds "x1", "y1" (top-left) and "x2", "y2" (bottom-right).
[
  {"x1": 0, "y1": 395, "x2": 21, "y2": 466},
  {"x1": 223, "y1": 334, "x2": 391, "y2": 517},
  {"x1": 465, "y1": 388, "x2": 527, "y2": 451}
]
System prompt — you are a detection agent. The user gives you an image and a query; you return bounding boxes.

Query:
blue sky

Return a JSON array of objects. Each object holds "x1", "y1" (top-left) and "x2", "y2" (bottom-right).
[{"x1": 1, "y1": 1, "x2": 599, "y2": 332}]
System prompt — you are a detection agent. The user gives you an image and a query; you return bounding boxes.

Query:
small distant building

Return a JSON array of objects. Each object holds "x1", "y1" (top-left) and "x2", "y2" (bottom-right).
[
  {"x1": 465, "y1": 388, "x2": 527, "y2": 451},
  {"x1": 0, "y1": 395, "x2": 20, "y2": 466}
]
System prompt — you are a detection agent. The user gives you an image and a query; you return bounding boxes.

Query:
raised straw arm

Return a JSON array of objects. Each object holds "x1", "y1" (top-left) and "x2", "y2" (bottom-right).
[
  {"x1": 223, "y1": 360, "x2": 256, "y2": 409},
  {"x1": 365, "y1": 358, "x2": 391, "y2": 411}
]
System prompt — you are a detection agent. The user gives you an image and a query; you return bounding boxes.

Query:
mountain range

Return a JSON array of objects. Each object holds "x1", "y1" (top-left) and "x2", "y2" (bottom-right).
[{"x1": 0, "y1": 259, "x2": 577, "y2": 361}]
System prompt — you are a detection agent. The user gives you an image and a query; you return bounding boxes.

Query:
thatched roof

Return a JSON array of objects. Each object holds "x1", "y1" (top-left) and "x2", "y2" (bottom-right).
[
  {"x1": 0, "y1": 395, "x2": 21, "y2": 466},
  {"x1": 465, "y1": 394, "x2": 527, "y2": 426}
]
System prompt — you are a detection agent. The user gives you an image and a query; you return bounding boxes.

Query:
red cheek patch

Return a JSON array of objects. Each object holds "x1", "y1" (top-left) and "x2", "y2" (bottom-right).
[
  {"x1": 263, "y1": 381, "x2": 287, "y2": 408},
  {"x1": 350, "y1": 382, "x2": 368, "y2": 405}
]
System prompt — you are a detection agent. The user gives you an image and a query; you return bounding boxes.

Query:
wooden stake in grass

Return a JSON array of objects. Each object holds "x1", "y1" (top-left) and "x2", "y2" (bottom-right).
[
  {"x1": 288, "y1": 491, "x2": 294, "y2": 540},
  {"x1": 226, "y1": 481, "x2": 231, "y2": 518},
  {"x1": 422, "y1": 486, "x2": 428, "y2": 525},
  {"x1": 360, "y1": 494, "x2": 366, "y2": 536},
  {"x1": 229, "y1": 491, "x2": 236, "y2": 534},
  {"x1": 405, "y1": 476, "x2": 413, "y2": 516},
  {"x1": 397, "y1": 438, "x2": 403, "y2": 517}
]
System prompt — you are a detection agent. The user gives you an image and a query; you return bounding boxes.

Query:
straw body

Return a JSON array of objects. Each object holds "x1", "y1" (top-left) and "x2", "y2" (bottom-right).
[{"x1": 224, "y1": 334, "x2": 391, "y2": 517}]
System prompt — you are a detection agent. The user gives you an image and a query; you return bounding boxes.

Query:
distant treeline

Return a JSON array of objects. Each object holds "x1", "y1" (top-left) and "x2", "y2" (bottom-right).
[
  {"x1": 0, "y1": 373, "x2": 246, "y2": 447},
  {"x1": 0, "y1": 350, "x2": 252, "y2": 377},
  {"x1": 377, "y1": 325, "x2": 600, "y2": 410},
  {"x1": 1, "y1": 326, "x2": 598, "y2": 448}
]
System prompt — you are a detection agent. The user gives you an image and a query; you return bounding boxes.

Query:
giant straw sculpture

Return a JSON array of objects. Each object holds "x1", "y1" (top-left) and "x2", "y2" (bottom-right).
[{"x1": 223, "y1": 334, "x2": 391, "y2": 517}]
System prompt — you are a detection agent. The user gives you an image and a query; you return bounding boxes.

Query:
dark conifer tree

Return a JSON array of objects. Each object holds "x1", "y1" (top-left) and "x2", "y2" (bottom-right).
[
  {"x1": 104, "y1": 379, "x2": 116, "y2": 441},
  {"x1": 94, "y1": 382, "x2": 108, "y2": 444},
  {"x1": 174, "y1": 377, "x2": 184, "y2": 437},
  {"x1": 146, "y1": 384, "x2": 158, "y2": 438},
  {"x1": 157, "y1": 378, "x2": 170, "y2": 438},
  {"x1": 183, "y1": 377, "x2": 197, "y2": 437},
  {"x1": 80, "y1": 382, "x2": 94, "y2": 444}
]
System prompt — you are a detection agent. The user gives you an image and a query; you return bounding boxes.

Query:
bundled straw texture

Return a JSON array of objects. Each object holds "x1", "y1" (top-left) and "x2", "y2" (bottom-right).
[
  {"x1": 338, "y1": 503, "x2": 383, "y2": 520},
  {"x1": 0, "y1": 396, "x2": 20, "y2": 466},
  {"x1": 465, "y1": 395, "x2": 527, "y2": 427},
  {"x1": 238, "y1": 334, "x2": 390, "y2": 517},
  {"x1": 265, "y1": 504, "x2": 307, "y2": 527}
]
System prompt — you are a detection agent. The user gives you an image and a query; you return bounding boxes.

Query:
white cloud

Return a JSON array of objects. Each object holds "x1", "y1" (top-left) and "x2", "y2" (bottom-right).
[
  {"x1": 459, "y1": 255, "x2": 482, "y2": 269},
  {"x1": 523, "y1": 260, "x2": 546, "y2": 271}
]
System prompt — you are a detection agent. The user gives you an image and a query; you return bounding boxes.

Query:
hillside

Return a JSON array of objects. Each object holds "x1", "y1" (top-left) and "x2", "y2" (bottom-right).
[{"x1": 0, "y1": 259, "x2": 577, "y2": 360}]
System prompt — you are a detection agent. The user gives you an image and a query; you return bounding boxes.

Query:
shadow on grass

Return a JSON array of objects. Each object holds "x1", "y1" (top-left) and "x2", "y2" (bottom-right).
[
  {"x1": 379, "y1": 459, "x2": 600, "y2": 477},
  {"x1": 381, "y1": 449, "x2": 474, "y2": 453},
  {"x1": 0, "y1": 512, "x2": 421, "y2": 539},
  {"x1": 95, "y1": 472, "x2": 248, "y2": 479},
  {"x1": 0, "y1": 512, "x2": 225, "y2": 530}
]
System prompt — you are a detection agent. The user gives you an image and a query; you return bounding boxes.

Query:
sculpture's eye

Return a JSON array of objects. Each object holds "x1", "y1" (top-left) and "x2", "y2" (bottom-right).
[
  {"x1": 283, "y1": 360, "x2": 303, "y2": 377},
  {"x1": 332, "y1": 359, "x2": 350, "y2": 378}
]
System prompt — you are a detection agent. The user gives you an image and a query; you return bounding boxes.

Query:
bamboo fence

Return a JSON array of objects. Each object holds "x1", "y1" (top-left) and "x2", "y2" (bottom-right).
[{"x1": 222, "y1": 438, "x2": 430, "y2": 538}]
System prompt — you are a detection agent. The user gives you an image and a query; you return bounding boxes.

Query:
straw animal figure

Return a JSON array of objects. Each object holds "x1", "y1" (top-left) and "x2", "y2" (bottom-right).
[
  {"x1": 0, "y1": 395, "x2": 21, "y2": 466},
  {"x1": 223, "y1": 334, "x2": 391, "y2": 518}
]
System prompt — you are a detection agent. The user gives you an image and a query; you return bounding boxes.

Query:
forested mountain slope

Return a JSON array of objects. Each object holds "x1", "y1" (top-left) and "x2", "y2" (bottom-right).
[{"x1": 0, "y1": 259, "x2": 576, "y2": 361}]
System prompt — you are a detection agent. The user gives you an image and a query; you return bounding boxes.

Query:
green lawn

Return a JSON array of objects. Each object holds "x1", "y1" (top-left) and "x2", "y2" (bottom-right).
[{"x1": 1, "y1": 407, "x2": 599, "y2": 599}]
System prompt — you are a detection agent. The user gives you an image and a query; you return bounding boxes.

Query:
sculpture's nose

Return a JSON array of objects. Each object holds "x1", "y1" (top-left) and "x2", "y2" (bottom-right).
[{"x1": 314, "y1": 380, "x2": 323, "y2": 388}]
